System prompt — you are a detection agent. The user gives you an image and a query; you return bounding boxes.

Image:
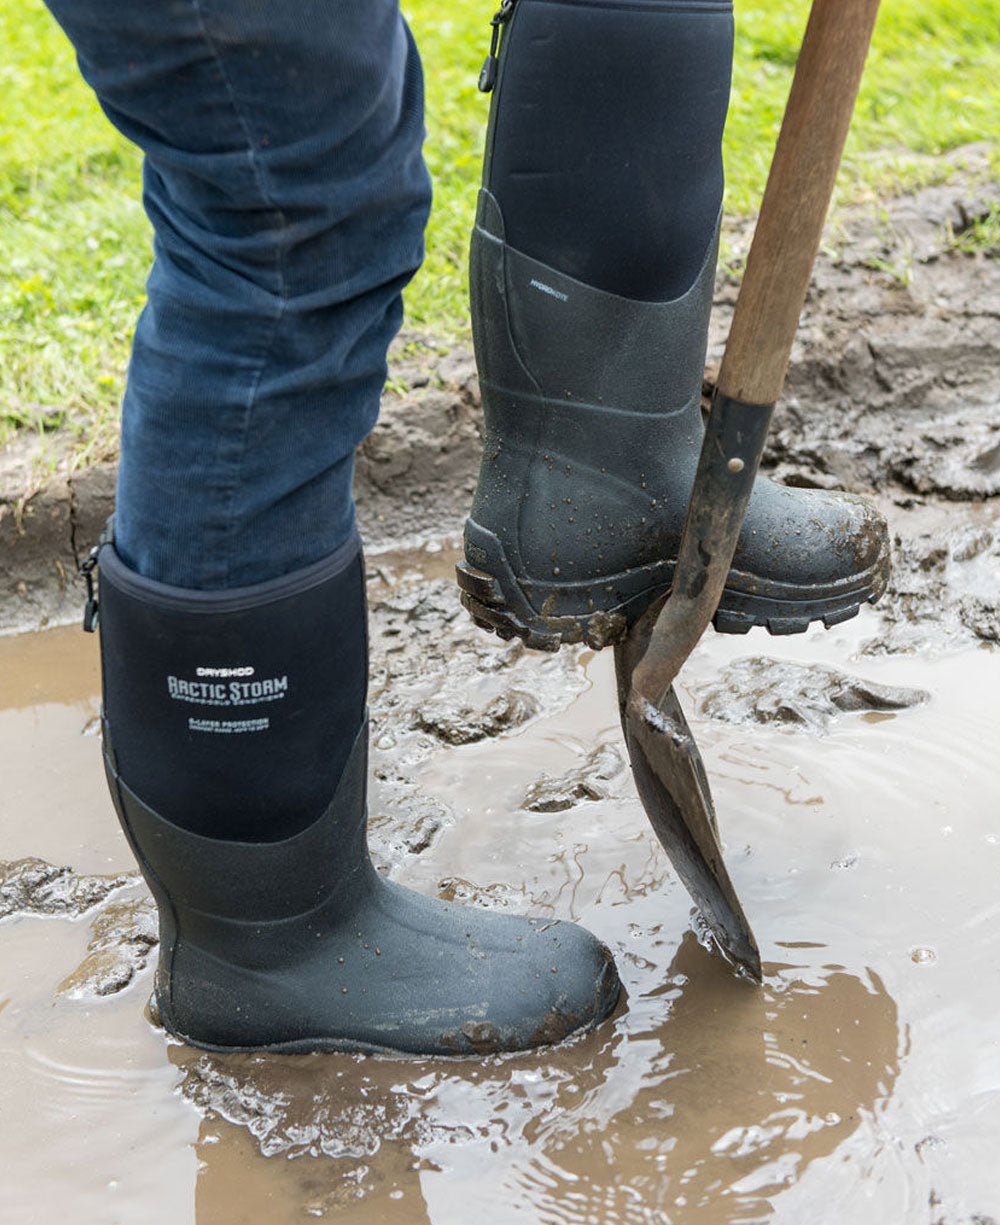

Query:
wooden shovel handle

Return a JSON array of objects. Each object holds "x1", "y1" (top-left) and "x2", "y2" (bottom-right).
[
  {"x1": 631, "y1": 0, "x2": 880, "y2": 705},
  {"x1": 716, "y1": 0, "x2": 881, "y2": 408}
]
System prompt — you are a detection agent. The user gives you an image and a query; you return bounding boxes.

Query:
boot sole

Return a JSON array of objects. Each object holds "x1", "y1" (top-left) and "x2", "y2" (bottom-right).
[
  {"x1": 150, "y1": 963, "x2": 622, "y2": 1057},
  {"x1": 457, "y1": 523, "x2": 890, "y2": 652},
  {"x1": 153, "y1": 1006, "x2": 619, "y2": 1058}
]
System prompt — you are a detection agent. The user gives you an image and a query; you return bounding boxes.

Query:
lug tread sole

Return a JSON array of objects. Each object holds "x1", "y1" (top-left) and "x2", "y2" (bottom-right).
[{"x1": 457, "y1": 559, "x2": 884, "y2": 650}]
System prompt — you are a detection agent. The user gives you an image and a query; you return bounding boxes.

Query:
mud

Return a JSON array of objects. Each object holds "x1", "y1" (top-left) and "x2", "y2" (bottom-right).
[
  {"x1": 863, "y1": 504, "x2": 1000, "y2": 655},
  {"x1": 697, "y1": 657, "x2": 928, "y2": 732},
  {"x1": 3, "y1": 164, "x2": 1000, "y2": 1222},
  {"x1": 0, "y1": 856, "x2": 135, "y2": 921},
  {"x1": 522, "y1": 743, "x2": 625, "y2": 812},
  {"x1": 708, "y1": 150, "x2": 1000, "y2": 507}
]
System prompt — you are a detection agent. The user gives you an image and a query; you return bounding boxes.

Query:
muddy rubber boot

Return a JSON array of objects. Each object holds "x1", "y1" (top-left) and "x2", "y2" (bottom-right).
[
  {"x1": 456, "y1": 0, "x2": 890, "y2": 651},
  {"x1": 94, "y1": 531, "x2": 620, "y2": 1055}
]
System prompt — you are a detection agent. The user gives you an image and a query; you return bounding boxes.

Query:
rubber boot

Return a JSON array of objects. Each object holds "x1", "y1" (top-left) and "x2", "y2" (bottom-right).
[
  {"x1": 94, "y1": 530, "x2": 620, "y2": 1055},
  {"x1": 456, "y1": 0, "x2": 890, "y2": 651}
]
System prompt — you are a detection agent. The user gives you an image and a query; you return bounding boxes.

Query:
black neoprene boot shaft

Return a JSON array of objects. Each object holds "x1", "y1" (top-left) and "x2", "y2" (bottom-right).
[
  {"x1": 97, "y1": 535, "x2": 620, "y2": 1054},
  {"x1": 458, "y1": 0, "x2": 890, "y2": 649},
  {"x1": 99, "y1": 532, "x2": 367, "y2": 842},
  {"x1": 485, "y1": 0, "x2": 733, "y2": 302}
]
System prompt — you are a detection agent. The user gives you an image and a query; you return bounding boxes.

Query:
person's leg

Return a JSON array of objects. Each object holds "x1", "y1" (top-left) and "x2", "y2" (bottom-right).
[
  {"x1": 459, "y1": 0, "x2": 891, "y2": 650},
  {"x1": 47, "y1": 0, "x2": 430, "y2": 589},
  {"x1": 47, "y1": 0, "x2": 621, "y2": 1052}
]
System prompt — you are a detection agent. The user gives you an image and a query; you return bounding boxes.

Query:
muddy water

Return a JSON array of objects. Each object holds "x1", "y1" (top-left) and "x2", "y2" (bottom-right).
[{"x1": 2, "y1": 514, "x2": 1000, "y2": 1225}]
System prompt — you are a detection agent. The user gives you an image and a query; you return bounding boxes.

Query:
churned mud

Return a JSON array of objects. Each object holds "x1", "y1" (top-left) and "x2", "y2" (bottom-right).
[
  {"x1": 3, "y1": 501, "x2": 1000, "y2": 1224},
  {"x1": 2, "y1": 164, "x2": 1000, "y2": 1222}
]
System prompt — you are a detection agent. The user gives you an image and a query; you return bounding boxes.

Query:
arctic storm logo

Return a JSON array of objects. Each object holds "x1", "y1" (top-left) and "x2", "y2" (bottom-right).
[{"x1": 167, "y1": 671, "x2": 289, "y2": 706}]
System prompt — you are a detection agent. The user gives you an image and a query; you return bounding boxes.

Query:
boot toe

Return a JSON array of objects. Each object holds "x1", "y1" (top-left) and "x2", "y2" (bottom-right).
[
  {"x1": 492, "y1": 917, "x2": 622, "y2": 1050},
  {"x1": 336, "y1": 883, "x2": 622, "y2": 1057},
  {"x1": 428, "y1": 911, "x2": 622, "y2": 1056},
  {"x1": 736, "y1": 482, "x2": 890, "y2": 593}
]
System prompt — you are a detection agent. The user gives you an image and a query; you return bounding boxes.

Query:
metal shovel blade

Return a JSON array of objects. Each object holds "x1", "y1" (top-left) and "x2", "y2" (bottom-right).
[{"x1": 615, "y1": 612, "x2": 762, "y2": 982}]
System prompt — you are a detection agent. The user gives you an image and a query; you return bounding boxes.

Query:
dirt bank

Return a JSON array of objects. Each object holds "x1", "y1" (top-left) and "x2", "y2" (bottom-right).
[{"x1": 2, "y1": 156, "x2": 998, "y2": 632}]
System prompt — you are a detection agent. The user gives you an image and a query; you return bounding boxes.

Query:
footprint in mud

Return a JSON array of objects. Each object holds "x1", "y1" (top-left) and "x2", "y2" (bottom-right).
[
  {"x1": 413, "y1": 689, "x2": 539, "y2": 746},
  {"x1": 888, "y1": 413, "x2": 1000, "y2": 502},
  {"x1": 367, "y1": 787, "x2": 451, "y2": 863},
  {"x1": 521, "y1": 743, "x2": 625, "y2": 812},
  {"x1": 57, "y1": 896, "x2": 158, "y2": 999},
  {"x1": 170, "y1": 932, "x2": 901, "y2": 1225},
  {"x1": 0, "y1": 856, "x2": 135, "y2": 921},
  {"x1": 363, "y1": 573, "x2": 592, "y2": 866},
  {"x1": 863, "y1": 523, "x2": 1000, "y2": 655},
  {"x1": 0, "y1": 858, "x2": 157, "y2": 1002},
  {"x1": 697, "y1": 657, "x2": 929, "y2": 733},
  {"x1": 367, "y1": 576, "x2": 586, "y2": 742}
]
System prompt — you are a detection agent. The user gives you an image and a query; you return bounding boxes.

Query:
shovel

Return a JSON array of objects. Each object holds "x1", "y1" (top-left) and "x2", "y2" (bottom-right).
[{"x1": 614, "y1": 0, "x2": 882, "y2": 981}]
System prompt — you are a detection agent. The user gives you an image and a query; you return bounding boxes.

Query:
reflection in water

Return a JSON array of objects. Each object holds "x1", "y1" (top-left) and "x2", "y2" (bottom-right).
[{"x1": 182, "y1": 934, "x2": 900, "y2": 1224}]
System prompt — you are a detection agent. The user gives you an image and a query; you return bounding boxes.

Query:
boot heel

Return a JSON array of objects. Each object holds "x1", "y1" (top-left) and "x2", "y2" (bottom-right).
[{"x1": 456, "y1": 561, "x2": 562, "y2": 651}]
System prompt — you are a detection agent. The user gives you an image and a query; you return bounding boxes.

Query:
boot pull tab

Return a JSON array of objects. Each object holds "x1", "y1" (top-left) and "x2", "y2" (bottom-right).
[
  {"x1": 478, "y1": 0, "x2": 515, "y2": 93},
  {"x1": 80, "y1": 517, "x2": 113, "y2": 633}
]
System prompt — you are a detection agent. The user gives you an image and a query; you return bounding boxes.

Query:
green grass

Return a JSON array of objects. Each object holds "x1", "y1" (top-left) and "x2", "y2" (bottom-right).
[
  {"x1": 948, "y1": 203, "x2": 1000, "y2": 257},
  {"x1": 0, "y1": 1, "x2": 148, "y2": 455},
  {"x1": 1, "y1": 0, "x2": 998, "y2": 457}
]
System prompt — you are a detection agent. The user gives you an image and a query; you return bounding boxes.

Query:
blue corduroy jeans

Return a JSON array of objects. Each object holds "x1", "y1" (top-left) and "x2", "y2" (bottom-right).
[{"x1": 44, "y1": 0, "x2": 432, "y2": 588}]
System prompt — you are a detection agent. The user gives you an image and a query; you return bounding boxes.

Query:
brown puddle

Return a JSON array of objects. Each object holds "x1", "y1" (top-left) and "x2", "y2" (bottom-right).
[{"x1": 3, "y1": 512, "x2": 1000, "y2": 1224}]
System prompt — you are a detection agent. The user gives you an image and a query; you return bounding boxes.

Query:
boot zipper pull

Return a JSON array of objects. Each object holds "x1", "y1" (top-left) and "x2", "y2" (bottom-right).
[
  {"x1": 81, "y1": 545, "x2": 100, "y2": 633},
  {"x1": 479, "y1": 0, "x2": 515, "y2": 93}
]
